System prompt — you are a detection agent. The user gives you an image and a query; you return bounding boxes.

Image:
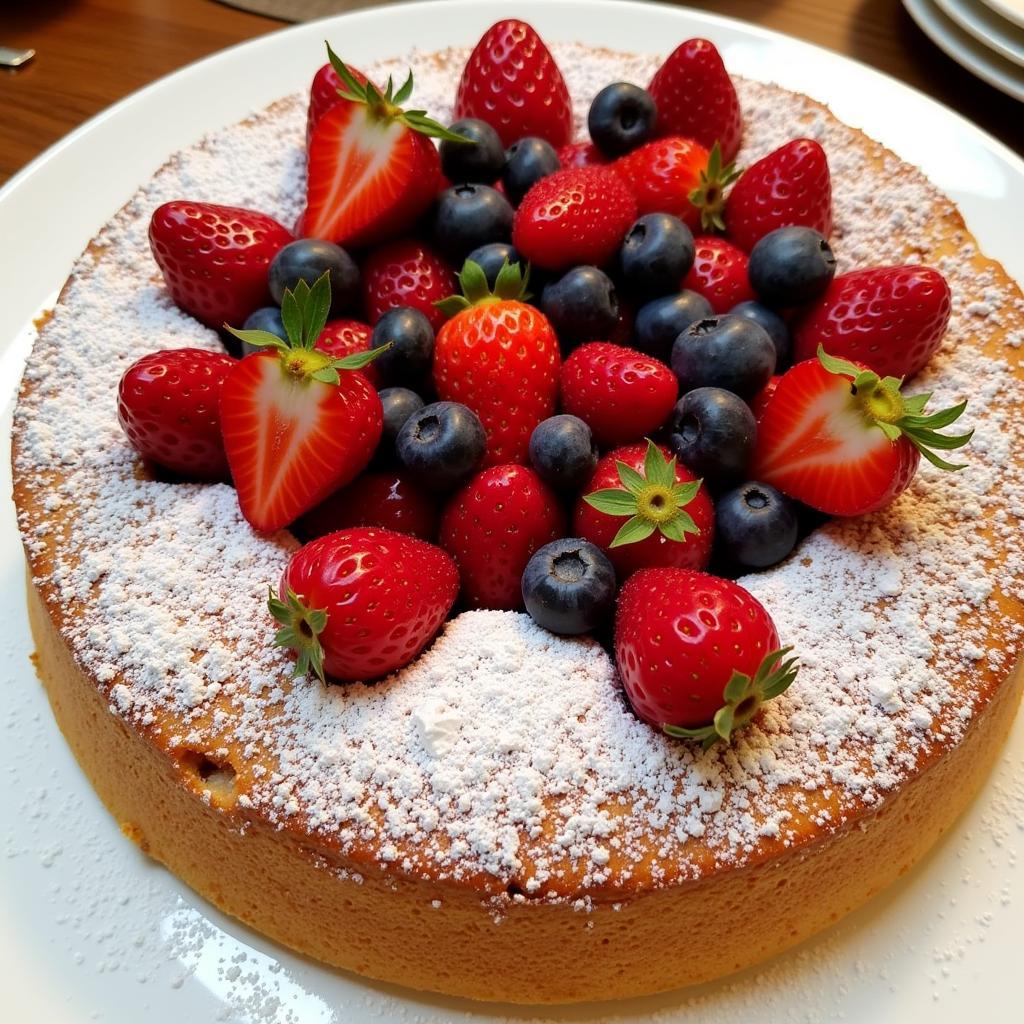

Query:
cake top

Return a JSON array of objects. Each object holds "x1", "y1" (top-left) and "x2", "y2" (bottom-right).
[{"x1": 14, "y1": 43, "x2": 1024, "y2": 896}]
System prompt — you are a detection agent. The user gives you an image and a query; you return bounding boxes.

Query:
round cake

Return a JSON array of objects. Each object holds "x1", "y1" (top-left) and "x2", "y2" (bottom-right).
[{"x1": 12, "y1": 36, "x2": 1024, "y2": 1005}]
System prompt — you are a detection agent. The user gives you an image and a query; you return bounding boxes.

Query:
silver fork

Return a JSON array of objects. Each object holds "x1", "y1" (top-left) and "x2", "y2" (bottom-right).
[{"x1": 0, "y1": 46, "x2": 35, "y2": 68}]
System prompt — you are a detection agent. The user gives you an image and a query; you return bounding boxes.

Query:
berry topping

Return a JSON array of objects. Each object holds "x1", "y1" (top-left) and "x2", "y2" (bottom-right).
[
  {"x1": 683, "y1": 235, "x2": 756, "y2": 312},
  {"x1": 540, "y1": 266, "x2": 619, "y2": 349},
  {"x1": 502, "y1": 137, "x2": 561, "y2": 206},
  {"x1": 465, "y1": 242, "x2": 525, "y2": 288},
  {"x1": 369, "y1": 307, "x2": 435, "y2": 385},
  {"x1": 588, "y1": 82, "x2": 658, "y2": 158},
  {"x1": 396, "y1": 400, "x2": 487, "y2": 491},
  {"x1": 377, "y1": 386, "x2": 426, "y2": 456},
  {"x1": 669, "y1": 387, "x2": 758, "y2": 489},
  {"x1": 241, "y1": 306, "x2": 287, "y2": 353},
  {"x1": 633, "y1": 289, "x2": 713, "y2": 362},
  {"x1": 528, "y1": 414, "x2": 599, "y2": 493},
  {"x1": 522, "y1": 538, "x2": 617, "y2": 635},
  {"x1": 432, "y1": 184, "x2": 515, "y2": 263},
  {"x1": 269, "y1": 239, "x2": 361, "y2": 317},
  {"x1": 672, "y1": 315, "x2": 776, "y2": 400},
  {"x1": 729, "y1": 300, "x2": 791, "y2": 369},
  {"x1": 747, "y1": 226, "x2": 837, "y2": 308},
  {"x1": 439, "y1": 117, "x2": 505, "y2": 184},
  {"x1": 362, "y1": 239, "x2": 456, "y2": 334},
  {"x1": 715, "y1": 481, "x2": 799, "y2": 570},
  {"x1": 618, "y1": 213, "x2": 695, "y2": 300}
]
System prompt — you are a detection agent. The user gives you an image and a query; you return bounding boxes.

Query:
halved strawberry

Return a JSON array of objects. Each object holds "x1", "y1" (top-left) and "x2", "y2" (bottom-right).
[
  {"x1": 751, "y1": 348, "x2": 972, "y2": 516},
  {"x1": 307, "y1": 61, "x2": 370, "y2": 144},
  {"x1": 221, "y1": 273, "x2": 384, "y2": 532}
]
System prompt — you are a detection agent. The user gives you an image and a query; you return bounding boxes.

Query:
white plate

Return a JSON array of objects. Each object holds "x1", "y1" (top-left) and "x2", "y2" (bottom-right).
[
  {"x1": 903, "y1": 0, "x2": 1024, "y2": 100},
  {"x1": 2, "y1": 1, "x2": 1023, "y2": 1020},
  {"x1": 979, "y1": 0, "x2": 1024, "y2": 30},
  {"x1": 934, "y1": 0, "x2": 1024, "y2": 67}
]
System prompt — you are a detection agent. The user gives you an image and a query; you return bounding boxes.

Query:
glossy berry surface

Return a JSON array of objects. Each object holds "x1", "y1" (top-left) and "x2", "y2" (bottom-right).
[
  {"x1": 362, "y1": 240, "x2": 456, "y2": 333},
  {"x1": 747, "y1": 226, "x2": 837, "y2": 308},
  {"x1": 378, "y1": 387, "x2": 426, "y2": 454},
  {"x1": 522, "y1": 538, "x2": 617, "y2": 635},
  {"x1": 268, "y1": 238, "x2": 360, "y2": 316},
  {"x1": 672, "y1": 315, "x2": 776, "y2": 400},
  {"x1": 669, "y1": 387, "x2": 757, "y2": 489},
  {"x1": 683, "y1": 236, "x2": 755, "y2": 313},
  {"x1": 466, "y1": 242, "x2": 524, "y2": 287},
  {"x1": 588, "y1": 82, "x2": 658, "y2": 158},
  {"x1": 432, "y1": 184, "x2": 514, "y2": 263},
  {"x1": 528, "y1": 414, "x2": 599, "y2": 493},
  {"x1": 314, "y1": 318, "x2": 379, "y2": 387},
  {"x1": 633, "y1": 290, "x2": 713, "y2": 362},
  {"x1": 715, "y1": 482, "x2": 799, "y2": 570},
  {"x1": 370, "y1": 307, "x2": 435, "y2": 385},
  {"x1": 503, "y1": 136, "x2": 561, "y2": 205},
  {"x1": 396, "y1": 401, "x2": 487, "y2": 491},
  {"x1": 729, "y1": 300, "x2": 791, "y2": 369},
  {"x1": 618, "y1": 213, "x2": 695, "y2": 299},
  {"x1": 541, "y1": 266, "x2": 619, "y2": 349},
  {"x1": 440, "y1": 117, "x2": 506, "y2": 184}
]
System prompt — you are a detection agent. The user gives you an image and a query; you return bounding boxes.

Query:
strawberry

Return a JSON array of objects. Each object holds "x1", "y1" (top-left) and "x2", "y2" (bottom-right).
[
  {"x1": 615, "y1": 139, "x2": 738, "y2": 232},
  {"x1": 148, "y1": 201, "x2": 293, "y2": 330},
  {"x1": 434, "y1": 260, "x2": 560, "y2": 465},
  {"x1": 557, "y1": 141, "x2": 606, "y2": 168},
  {"x1": 560, "y1": 343, "x2": 678, "y2": 447},
  {"x1": 512, "y1": 166, "x2": 637, "y2": 271},
  {"x1": 574, "y1": 440, "x2": 714, "y2": 578},
  {"x1": 454, "y1": 19, "x2": 573, "y2": 148},
  {"x1": 724, "y1": 138, "x2": 833, "y2": 253},
  {"x1": 648, "y1": 38, "x2": 743, "y2": 162},
  {"x1": 362, "y1": 240, "x2": 457, "y2": 333},
  {"x1": 749, "y1": 374, "x2": 782, "y2": 420},
  {"x1": 683, "y1": 235, "x2": 755, "y2": 312},
  {"x1": 271, "y1": 527, "x2": 458, "y2": 681},
  {"x1": 791, "y1": 266, "x2": 952, "y2": 380},
  {"x1": 615, "y1": 568, "x2": 798, "y2": 746},
  {"x1": 315, "y1": 318, "x2": 379, "y2": 386},
  {"x1": 300, "y1": 47, "x2": 464, "y2": 248},
  {"x1": 307, "y1": 61, "x2": 370, "y2": 144},
  {"x1": 439, "y1": 464, "x2": 564, "y2": 610},
  {"x1": 221, "y1": 273, "x2": 384, "y2": 532},
  {"x1": 751, "y1": 348, "x2": 971, "y2": 516},
  {"x1": 296, "y1": 471, "x2": 438, "y2": 542},
  {"x1": 117, "y1": 347, "x2": 235, "y2": 480}
]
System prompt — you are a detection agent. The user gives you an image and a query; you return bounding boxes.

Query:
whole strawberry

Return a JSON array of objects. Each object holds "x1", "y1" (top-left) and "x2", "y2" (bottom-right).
[
  {"x1": 648, "y1": 38, "x2": 743, "y2": 162},
  {"x1": 615, "y1": 568, "x2": 798, "y2": 746},
  {"x1": 117, "y1": 347, "x2": 235, "y2": 480},
  {"x1": 271, "y1": 527, "x2": 459, "y2": 681},
  {"x1": 557, "y1": 141, "x2": 606, "y2": 168},
  {"x1": 149, "y1": 201, "x2": 293, "y2": 329},
  {"x1": 440, "y1": 464, "x2": 564, "y2": 610},
  {"x1": 315, "y1": 318, "x2": 379, "y2": 386},
  {"x1": 454, "y1": 19, "x2": 573, "y2": 148},
  {"x1": 434, "y1": 260, "x2": 560, "y2": 465},
  {"x1": 362, "y1": 240, "x2": 457, "y2": 333},
  {"x1": 560, "y1": 343, "x2": 678, "y2": 447},
  {"x1": 725, "y1": 138, "x2": 833, "y2": 253},
  {"x1": 221, "y1": 273, "x2": 383, "y2": 532},
  {"x1": 752, "y1": 348, "x2": 971, "y2": 516},
  {"x1": 307, "y1": 61, "x2": 370, "y2": 144},
  {"x1": 792, "y1": 266, "x2": 951, "y2": 380},
  {"x1": 513, "y1": 166, "x2": 637, "y2": 271},
  {"x1": 683, "y1": 236, "x2": 755, "y2": 312},
  {"x1": 574, "y1": 440, "x2": 714, "y2": 578}
]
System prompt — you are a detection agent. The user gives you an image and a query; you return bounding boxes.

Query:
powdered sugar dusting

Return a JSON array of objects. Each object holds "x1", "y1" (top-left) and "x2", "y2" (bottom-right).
[{"x1": 12, "y1": 45, "x2": 1024, "y2": 896}]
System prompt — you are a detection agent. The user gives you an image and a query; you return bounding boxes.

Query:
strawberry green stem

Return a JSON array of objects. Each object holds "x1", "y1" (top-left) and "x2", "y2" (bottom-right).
[
  {"x1": 688, "y1": 142, "x2": 742, "y2": 232},
  {"x1": 435, "y1": 258, "x2": 533, "y2": 317},
  {"x1": 268, "y1": 587, "x2": 328, "y2": 684}
]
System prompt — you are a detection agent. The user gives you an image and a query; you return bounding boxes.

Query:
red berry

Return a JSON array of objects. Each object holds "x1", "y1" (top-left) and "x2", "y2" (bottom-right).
[
  {"x1": 439, "y1": 464, "x2": 564, "y2": 610},
  {"x1": 307, "y1": 62, "x2": 370, "y2": 144},
  {"x1": 117, "y1": 347, "x2": 235, "y2": 480},
  {"x1": 683, "y1": 236, "x2": 755, "y2": 312},
  {"x1": 362, "y1": 240, "x2": 456, "y2": 333},
  {"x1": 315, "y1": 318, "x2": 379, "y2": 387},
  {"x1": 749, "y1": 374, "x2": 782, "y2": 420},
  {"x1": 560, "y1": 343, "x2": 678, "y2": 447},
  {"x1": 557, "y1": 141, "x2": 606, "y2": 168},
  {"x1": 614, "y1": 136, "x2": 712, "y2": 231},
  {"x1": 148, "y1": 201, "x2": 294, "y2": 330}
]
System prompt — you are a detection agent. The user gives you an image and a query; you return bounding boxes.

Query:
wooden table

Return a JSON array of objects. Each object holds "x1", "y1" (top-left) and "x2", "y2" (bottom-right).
[{"x1": 2, "y1": 0, "x2": 1022, "y2": 188}]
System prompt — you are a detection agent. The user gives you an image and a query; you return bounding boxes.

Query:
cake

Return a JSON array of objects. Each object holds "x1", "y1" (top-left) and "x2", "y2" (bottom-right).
[{"x1": 11, "y1": 28, "x2": 1024, "y2": 1006}]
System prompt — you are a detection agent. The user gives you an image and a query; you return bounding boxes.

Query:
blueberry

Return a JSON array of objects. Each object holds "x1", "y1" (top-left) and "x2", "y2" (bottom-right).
[
  {"x1": 541, "y1": 266, "x2": 618, "y2": 350},
  {"x1": 370, "y1": 308, "x2": 435, "y2": 385},
  {"x1": 669, "y1": 388, "x2": 757, "y2": 489},
  {"x1": 587, "y1": 83, "x2": 657, "y2": 158},
  {"x1": 747, "y1": 227, "x2": 837, "y2": 308},
  {"x1": 633, "y1": 290, "x2": 713, "y2": 363},
  {"x1": 619, "y1": 214, "x2": 695, "y2": 299},
  {"x1": 529, "y1": 415, "x2": 599, "y2": 493},
  {"x1": 466, "y1": 243, "x2": 523, "y2": 288},
  {"x1": 269, "y1": 239, "x2": 360, "y2": 316},
  {"x1": 522, "y1": 538, "x2": 617, "y2": 635},
  {"x1": 440, "y1": 118, "x2": 506, "y2": 185},
  {"x1": 378, "y1": 387, "x2": 425, "y2": 452},
  {"x1": 715, "y1": 482, "x2": 799, "y2": 570},
  {"x1": 396, "y1": 401, "x2": 486, "y2": 491},
  {"x1": 671, "y1": 316, "x2": 776, "y2": 400},
  {"x1": 729, "y1": 300, "x2": 791, "y2": 370},
  {"x1": 239, "y1": 306, "x2": 286, "y2": 356},
  {"x1": 432, "y1": 184, "x2": 514, "y2": 263},
  {"x1": 503, "y1": 137, "x2": 560, "y2": 206}
]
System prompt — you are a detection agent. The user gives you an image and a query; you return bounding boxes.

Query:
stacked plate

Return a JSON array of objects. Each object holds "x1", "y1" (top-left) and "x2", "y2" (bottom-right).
[{"x1": 904, "y1": 0, "x2": 1024, "y2": 99}]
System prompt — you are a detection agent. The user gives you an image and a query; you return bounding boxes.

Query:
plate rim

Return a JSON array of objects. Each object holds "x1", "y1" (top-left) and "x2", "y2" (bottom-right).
[{"x1": 932, "y1": 0, "x2": 1024, "y2": 67}]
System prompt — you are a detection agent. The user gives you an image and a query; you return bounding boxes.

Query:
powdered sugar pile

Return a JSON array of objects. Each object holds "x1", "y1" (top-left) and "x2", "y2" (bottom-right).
[{"x1": 13, "y1": 44, "x2": 1024, "y2": 896}]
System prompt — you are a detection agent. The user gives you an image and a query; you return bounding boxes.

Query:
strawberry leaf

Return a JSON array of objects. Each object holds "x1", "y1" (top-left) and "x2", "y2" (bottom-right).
[
  {"x1": 584, "y1": 488, "x2": 641, "y2": 515},
  {"x1": 658, "y1": 512, "x2": 699, "y2": 542},
  {"x1": 224, "y1": 327, "x2": 288, "y2": 352},
  {"x1": 280, "y1": 288, "x2": 303, "y2": 348},
  {"x1": 392, "y1": 71, "x2": 414, "y2": 106},
  {"x1": 333, "y1": 345, "x2": 389, "y2": 370},
  {"x1": 616, "y1": 462, "x2": 648, "y2": 495},
  {"x1": 610, "y1": 515, "x2": 656, "y2": 547},
  {"x1": 267, "y1": 586, "x2": 329, "y2": 684},
  {"x1": 311, "y1": 366, "x2": 341, "y2": 384}
]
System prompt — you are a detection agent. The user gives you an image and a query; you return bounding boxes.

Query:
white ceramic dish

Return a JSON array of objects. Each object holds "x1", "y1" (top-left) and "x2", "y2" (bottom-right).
[
  {"x1": 934, "y1": 0, "x2": 1024, "y2": 67},
  {"x1": 903, "y1": 0, "x2": 1024, "y2": 100},
  {"x1": 979, "y1": 0, "x2": 1024, "y2": 31},
  {"x1": 1, "y1": 1, "x2": 1023, "y2": 1020}
]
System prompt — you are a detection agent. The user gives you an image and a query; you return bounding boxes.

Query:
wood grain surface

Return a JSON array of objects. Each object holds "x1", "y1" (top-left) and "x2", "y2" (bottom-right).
[{"x1": 1, "y1": 0, "x2": 1021, "y2": 188}]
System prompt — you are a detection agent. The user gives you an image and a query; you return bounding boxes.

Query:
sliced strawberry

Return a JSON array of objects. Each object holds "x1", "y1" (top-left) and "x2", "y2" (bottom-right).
[{"x1": 307, "y1": 62, "x2": 370, "y2": 144}]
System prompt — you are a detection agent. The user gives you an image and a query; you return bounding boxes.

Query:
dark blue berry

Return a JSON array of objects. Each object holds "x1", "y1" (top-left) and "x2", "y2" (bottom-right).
[
  {"x1": 715, "y1": 482, "x2": 799, "y2": 570},
  {"x1": 239, "y1": 307, "x2": 286, "y2": 356},
  {"x1": 671, "y1": 316, "x2": 776, "y2": 400},
  {"x1": 618, "y1": 214, "x2": 695, "y2": 299},
  {"x1": 669, "y1": 387, "x2": 757, "y2": 489},
  {"x1": 587, "y1": 83, "x2": 657, "y2": 158},
  {"x1": 370, "y1": 308, "x2": 435, "y2": 385},
  {"x1": 729, "y1": 300, "x2": 791, "y2": 370},
  {"x1": 541, "y1": 266, "x2": 618, "y2": 350},
  {"x1": 440, "y1": 118, "x2": 506, "y2": 184},
  {"x1": 396, "y1": 401, "x2": 486, "y2": 491},
  {"x1": 633, "y1": 290, "x2": 713, "y2": 363},
  {"x1": 747, "y1": 226, "x2": 837, "y2": 308},
  {"x1": 377, "y1": 387, "x2": 425, "y2": 457},
  {"x1": 522, "y1": 538, "x2": 617, "y2": 635},
  {"x1": 466, "y1": 243, "x2": 524, "y2": 288},
  {"x1": 528, "y1": 415, "x2": 598, "y2": 493},
  {"x1": 503, "y1": 137, "x2": 560, "y2": 205},
  {"x1": 268, "y1": 239, "x2": 360, "y2": 316},
  {"x1": 432, "y1": 184, "x2": 514, "y2": 263}
]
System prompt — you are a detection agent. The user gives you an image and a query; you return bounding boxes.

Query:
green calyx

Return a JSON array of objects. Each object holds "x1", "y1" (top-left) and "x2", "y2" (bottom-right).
[
  {"x1": 226, "y1": 271, "x2": 386, "y2": 385},
  {"x1": 268, "y1": 587, "x2": 328, "y2": 684},
  {"x1": 326, "y1": 42, "x2": 471, "y2": 144},
  {"x1": 434, "y1": 258, "x2": 532, "y2": 317},
  {"x1": 664, "y1": 647, "x2": 799, "y2": 750},
  {"x1": 583, "y1": 440, "x2": 703, "y2": 548},
  {"x1": 817, "y1": 345, "x2": 973, "y2": 472},
  {"x1": 688, "y1": 142, "x2": 741, "y2": 232}
]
